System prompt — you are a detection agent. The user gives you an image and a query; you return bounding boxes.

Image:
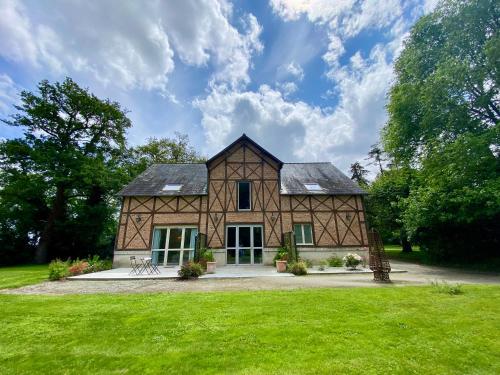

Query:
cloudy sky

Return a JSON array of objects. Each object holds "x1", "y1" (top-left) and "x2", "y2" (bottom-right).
[{"x1": 0, "y1": 0, "x2": 438, "y2": 175}]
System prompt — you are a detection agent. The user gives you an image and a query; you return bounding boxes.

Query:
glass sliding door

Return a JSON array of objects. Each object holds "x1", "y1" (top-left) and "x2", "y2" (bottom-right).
[
  {"x1": 151, "y1": 226, "x2": 198, "y2": 267},
  {"x1": 226, "y1": 225, "x2": 263, "y2": 265}
]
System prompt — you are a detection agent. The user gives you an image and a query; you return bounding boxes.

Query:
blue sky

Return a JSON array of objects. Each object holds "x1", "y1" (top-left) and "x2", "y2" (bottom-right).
[{"x1": 0, "y1": 0, "x2": 438, "y2": 175}]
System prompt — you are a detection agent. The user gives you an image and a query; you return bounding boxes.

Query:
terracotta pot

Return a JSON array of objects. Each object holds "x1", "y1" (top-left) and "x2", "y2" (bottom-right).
[
  {"x1": 206, "y1": 262, "x2": 216, "y2": 274},
  {"x1": 276, "y1": 260, "x2": 287, "y2": 273}
]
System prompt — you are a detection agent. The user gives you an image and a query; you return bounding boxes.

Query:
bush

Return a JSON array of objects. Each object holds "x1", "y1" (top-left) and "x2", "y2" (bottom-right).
[
  {"x1": 84, "y1": 255, "x2": 112, "y2": 273},
  {"x1": 431, "y1": 280, "x2": 463, "y2": 295},
  {"x1": 177, "y1": 262, "x2": 204, "y2": 280},
  {"x1": 327, "y1": 255, "x2": 343, "y2": 267},
  {"x1": 343, "y1": 253, "x2": 362, "y2": 269},
  {"x1": 273, "y1": 247, "x2": 288, "y2": 266},
  {"x1": 300, "y1": 258, "x2": 313, "y2": 268},
  {"x1": 68, "y1": 260, "x2": 89, "y2": 276},
  {"x1": 48, "y1": 259, "x2": 69, "y2": 280},
  {"x1": 288, "y1": 261, "x2": 308, "y2": 276},
  {"x1": 202, "y1": 250, "x2": 215, "y2": 262}
]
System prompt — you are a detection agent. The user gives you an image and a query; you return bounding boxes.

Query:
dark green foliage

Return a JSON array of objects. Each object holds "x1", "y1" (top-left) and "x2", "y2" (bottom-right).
[
  {"x1": 381, "y1": 0, "x2": 500, "y2": 262},
  {"x1": 349, "y1": 162, "x2": 369, "y2": 186},
  {"x1": 177, "y1": 262, "x2": 204, "y2": 280},
  {"x1": 1, "y1": 78, "x2": 131, "y2": 263}
]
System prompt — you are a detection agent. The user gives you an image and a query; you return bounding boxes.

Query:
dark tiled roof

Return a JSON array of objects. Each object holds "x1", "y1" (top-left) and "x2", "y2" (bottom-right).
[
  {"x1": 119, "y1": 162, "x2": 365, "y2": 196},
  {"x1": 118, "y1": 164, "x2": 208, "y2": 196},
  {"x1": 280, "y1": 163, "x2": 367, "y2": 195}
]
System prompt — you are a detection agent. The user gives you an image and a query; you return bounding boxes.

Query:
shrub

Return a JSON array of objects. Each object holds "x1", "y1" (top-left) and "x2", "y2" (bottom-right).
[
  {"x1": 318, "y1": 260, "x2": 328, "y2": 271},
  {"x1": 288, "y1": 261, "x2": 308, "y2": 276},
  {"x1": 177, "y1": 262, "x2": 204, "y2": 280},
  {"x1": 202, "y1": 250, "x2": 215, "y2": 262},
  {"x1": 431, "y1": 280, "x2": 463, "y2": 295},
  {"x1": 300, "y1": 258, "x2": 313, "y2": 268},
  {"x1": 273, "y1": 247, "x2": 289, "y2": 266},
  {"x1": 48, "y1": 259, "x2": 70, "y2": 280},
  {"x1": 343, "y1": 253, "x2": 362, "y2": 269},
  {"x1": 327, "y1": 255, "x2": 343, "y2": 267},
  {"x1": 85, "y1": 255, "x2": 112, "y2": 273},
  {"x1": 68, "y1": 260, "x2": 89, "y2": 276}
]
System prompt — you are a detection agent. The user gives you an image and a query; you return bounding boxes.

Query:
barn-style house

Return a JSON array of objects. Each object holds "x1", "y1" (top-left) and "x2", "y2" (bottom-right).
[{"x1": 113, "y1": 134, "x2": 368, "y2": 267}]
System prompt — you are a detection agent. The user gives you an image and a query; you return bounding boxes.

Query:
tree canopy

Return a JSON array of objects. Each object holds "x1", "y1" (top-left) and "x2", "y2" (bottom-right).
[
  {"x1": 0, "y1": 78, "x2": 202, "y2": 264},
  {"x1": 381, "y1": 0, "x2": 500, "y2": 261}
]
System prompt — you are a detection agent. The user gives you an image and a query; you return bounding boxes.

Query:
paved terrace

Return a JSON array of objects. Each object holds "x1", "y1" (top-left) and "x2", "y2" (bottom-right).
[{"x1": 67, "y1": 265, "x2": 407, "y2": 280}]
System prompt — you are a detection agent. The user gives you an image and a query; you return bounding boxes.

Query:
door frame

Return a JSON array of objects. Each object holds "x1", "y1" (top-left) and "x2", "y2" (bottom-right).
[
  {"x1": 225, "y1": 224, "x2": 264, "y2": 265},
  {"x1": 151, "y1": 226, "x2": 198, "y2": 267}
]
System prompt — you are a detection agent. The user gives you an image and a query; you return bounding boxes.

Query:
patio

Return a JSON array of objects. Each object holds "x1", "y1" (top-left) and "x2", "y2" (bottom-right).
[{"x1": 68, "y1": 265, "x2": 407, "y2": 281}]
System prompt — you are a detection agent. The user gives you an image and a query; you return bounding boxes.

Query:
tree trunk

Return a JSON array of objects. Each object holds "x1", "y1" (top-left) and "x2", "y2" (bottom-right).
[
  {"x1": 35, "y1": 183, "x2": 67, "y2": 263},
  {"x1": 400, "y1": 229, "x2": 412, "y2": 253}
]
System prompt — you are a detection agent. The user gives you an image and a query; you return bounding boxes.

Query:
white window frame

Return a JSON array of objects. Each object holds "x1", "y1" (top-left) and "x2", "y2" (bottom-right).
[
  {"x1": 162, "y1": 183, "x2": 183, "y2": 191},
  {"x1": 151, "y1": 226, "x2": 198, "y2": 266},
  {"x1": 303, "y1": 183, "x2": 322, "y2": 191},
  {"x1": 237, "y1": 181, "x2": 252, "y2": 211},
  {"x1": 294, "y1": 223, "x2": 314, "y2": 245}
]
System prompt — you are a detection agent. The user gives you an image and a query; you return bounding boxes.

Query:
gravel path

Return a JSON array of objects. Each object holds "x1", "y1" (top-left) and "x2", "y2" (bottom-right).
[{"x1": 1, "y1": 261, "x2": 499, "y2": 295}]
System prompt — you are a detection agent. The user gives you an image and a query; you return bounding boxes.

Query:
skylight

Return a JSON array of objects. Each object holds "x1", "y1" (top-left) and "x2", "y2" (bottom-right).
[
  {"x1": 303, "y1": 183, "x2": 322, "y2": 191},
  {"x1": 163, "y1": 183, "x2": 183, "y2": 191}
]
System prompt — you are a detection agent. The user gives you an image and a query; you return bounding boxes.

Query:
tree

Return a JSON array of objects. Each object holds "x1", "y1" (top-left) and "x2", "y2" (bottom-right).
[
  {"x1": 382, "y1": 0, "x2": 500, "y2": 261},
  {"x1": 350, "y1": 162, "x2": 369, "y2": 186},
  {"x1": 129, "y1": 133, "x2": 205, "y2": 175},
  {"x1": 365, "y1": 167, "x2": 415, "y2": 252},
  {"x1": 366, "y1": 144, "x2": 386, "y2": 174},
  {"x1": 2, "y1": 78, "x2": 131, "y2": 263}
]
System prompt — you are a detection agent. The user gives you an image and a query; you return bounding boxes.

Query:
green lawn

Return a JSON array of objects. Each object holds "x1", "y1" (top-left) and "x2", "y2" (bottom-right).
[
  {"x1": 1, "y1": 286, "x2": 499, "y2": 374},
  {"x1": 385, "y1": 245, "x2": 500, "y2": 272},
  {"x1": 0, "y1": 264, "x2": 48, "y2": 289}
]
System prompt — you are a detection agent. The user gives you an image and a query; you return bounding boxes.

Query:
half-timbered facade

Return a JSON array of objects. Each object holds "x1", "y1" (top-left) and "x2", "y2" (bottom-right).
[{"x1": 113, "y1": 134, "x2": 368, "y2": 267}]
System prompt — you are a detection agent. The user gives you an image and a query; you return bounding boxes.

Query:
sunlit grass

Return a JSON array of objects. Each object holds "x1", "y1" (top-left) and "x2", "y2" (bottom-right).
[
  {"x1": 1, "y1": 286, "x2": 499, "y2": 374},
  {"x1": 0, "y1": 264, "x2": 48, "y2": 289}
]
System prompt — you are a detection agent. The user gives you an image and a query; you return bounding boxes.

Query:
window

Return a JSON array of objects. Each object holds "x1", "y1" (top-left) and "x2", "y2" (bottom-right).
[
  {"x1": 294, "y1": 224, "x2": 313, "y2": 245},
  {"x1": 162, "y1": 183, "x2": 183, "y2": 191},
  {"x1": 303, "y1": 183, "x2": 322, "y2": 191},
  {"x1": 151, "y1": 226, "x2": 198, "y2": 266},
  {"x1": 237, "y1": 181, "x2": 251, "y2": 210}
]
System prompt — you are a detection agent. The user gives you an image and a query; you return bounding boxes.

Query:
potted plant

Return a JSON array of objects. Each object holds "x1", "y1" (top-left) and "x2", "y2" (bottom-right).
[
  {"x1": 274, "y1": 247, "x2": 288, "y2": 273},
  {"x1": 343, "y1": 253, "x2": 362, "y2": 270},
  {"x1": 202, "y1": 250, "x2": 216, "y2": 274}
]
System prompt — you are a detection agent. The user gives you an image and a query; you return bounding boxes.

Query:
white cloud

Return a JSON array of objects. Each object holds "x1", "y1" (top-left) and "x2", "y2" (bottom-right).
[
  {"x1": 195, "y1": 35, "x2": 400, "y2": 174},
  {"x1": 277, "y1": 61, "x2": 304, "y2": 81},
  {"x1": 276, "y1": 81, "x2": 298, "y2": 96},
  {"x1": 0, "y1": 0, "x2": 262, "y2": 91},
  {"x1": 270, "y1": 0, "x2": 403, "y2": 72},
  {"x1": 0, "y1": 74, "x2": 21, "y2": 115}
]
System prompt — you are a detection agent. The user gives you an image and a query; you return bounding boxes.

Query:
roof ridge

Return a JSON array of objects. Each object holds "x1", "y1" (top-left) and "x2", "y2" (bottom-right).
[{"x1": 283, "y1": 162, "x2": 331, "y2": 164}]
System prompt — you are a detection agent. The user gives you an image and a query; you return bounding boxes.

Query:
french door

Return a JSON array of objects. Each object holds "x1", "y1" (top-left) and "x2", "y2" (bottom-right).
[
  {"x1": 151, "y1": 227, "x2": 198, "y2": 267},
  {"x1": 226, "y1": 225, "x2": 263, "y2": 265}
]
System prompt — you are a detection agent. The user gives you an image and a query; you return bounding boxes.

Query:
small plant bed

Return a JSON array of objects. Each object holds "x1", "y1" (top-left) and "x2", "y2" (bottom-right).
[
  {"x1": 177, "y1": 262, "x2": 204, "y2": 280},
  {"x1": 48, "y1": 256, "x2": 112, "y2": 281}
]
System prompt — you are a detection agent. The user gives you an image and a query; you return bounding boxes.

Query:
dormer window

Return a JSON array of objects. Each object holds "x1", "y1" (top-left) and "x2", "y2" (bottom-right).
[
  {"x1": 303, "y1": 183, "x2": 322, "y2": 191},
  {"x1": 163, "y1": 183, "x2": 183, "y2": 191}
]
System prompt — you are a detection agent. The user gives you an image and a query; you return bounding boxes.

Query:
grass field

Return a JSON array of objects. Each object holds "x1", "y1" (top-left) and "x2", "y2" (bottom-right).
[
  {"x1": 384, "y1": 245, "x2": 500, "y2": 272},
  {"x1": 0, "y1": 264, "x2": 48, "y2": 289},
  {"x1": 1, "y1": 286, "x2": 499, "y2": 374}
]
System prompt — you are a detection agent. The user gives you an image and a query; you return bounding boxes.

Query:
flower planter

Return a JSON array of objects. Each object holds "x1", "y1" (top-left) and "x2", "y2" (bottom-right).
[
  {"x1": 276, "y1": 260, "x2": 287, "y2": 273},
  {"x1": 206, "y1": 261, "x2": 216, "y2": 274}
]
